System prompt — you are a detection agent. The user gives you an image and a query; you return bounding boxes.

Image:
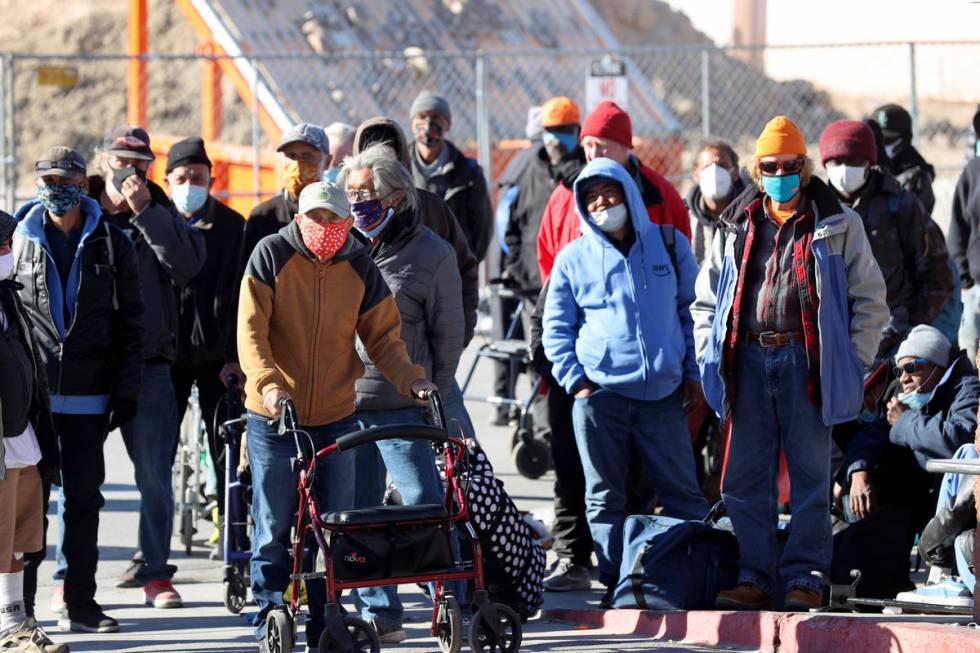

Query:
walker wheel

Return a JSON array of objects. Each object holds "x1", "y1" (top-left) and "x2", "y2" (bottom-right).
[
  {"x1": 265, "y1": 608, "x2": 295, "y2": 653},
  {"x1": 223, "y1": 570, "x2": 246, "y2": 614},
  {"x1": 512, "y1": 438, "x2": 551, "y2": 480},
  {"x1": 437, "y1": 595, "x2": 464, "y2": 653},
  {"x1": 318, "y1": 615, "x2": 380, "y2": 653},
  {"x1": 468, "y1": 603, "x2": 522, "y2": 653}
]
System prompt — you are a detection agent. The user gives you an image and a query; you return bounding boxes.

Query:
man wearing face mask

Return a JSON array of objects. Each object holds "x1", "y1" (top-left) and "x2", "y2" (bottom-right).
[
  {"x1": 543, "y1": 157, "x2": 709, "y2": 609},
  {"x1": 687, "y1": 140, "x2": 746, "y2": 266},
  {"x1": 693, "y1": 115, "x2": 888, "y2": 611},
  {"x1": 324, "y1": 122, "x2": 356, "y2": 184},
  {"x1": 820, "y1": 119, "x2": 953, "y2": 357},
  {"x1": 341, "y1": 144, "x2": 465, "y2": 643},
  {"x1": 836, "y1": 326, "x2": 978, "y2": 594},
  {"x1": 409, "y1": 90, "x2": 493, "y2": 263},
  {"x1": 15, "y1": 147, "x2": 143, "y2": 634},
  {"x1": 238, "y1": 180, "x2": 437, "y2": 649},
  {"x1": 870, "y1": 103, "x2": 936, "y2": 216},
  {"x1": 242, "y1": 123, "x2": 331, "y2": 271},
  {"x1": 87, "y1": 125, "x2": 206, "y2": 606},
  {"x1": 164, "y1": 137, "x2": 245, "y2": 558}
]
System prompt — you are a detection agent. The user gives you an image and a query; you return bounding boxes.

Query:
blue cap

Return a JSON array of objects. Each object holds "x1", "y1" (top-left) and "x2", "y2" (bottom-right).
[{"x1": 277, "y1": 122, "x2": 330, "y2": 155}]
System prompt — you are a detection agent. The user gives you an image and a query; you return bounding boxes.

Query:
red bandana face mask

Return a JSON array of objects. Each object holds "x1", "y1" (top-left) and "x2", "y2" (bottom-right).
[{"x1": 298, "y1": 215, "x2": 348, "y2": 260}]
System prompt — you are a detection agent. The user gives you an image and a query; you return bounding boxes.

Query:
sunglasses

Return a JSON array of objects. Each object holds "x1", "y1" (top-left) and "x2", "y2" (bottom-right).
[
  {"x1": 35, "y1": 159, "x2": 85, "y2": 174},
  {"x1": 894, "y1": 358, "x2": 930, "y2": 376},
  {"x1": 759, "y1": 159, "x2": 804, "y2": 175}
]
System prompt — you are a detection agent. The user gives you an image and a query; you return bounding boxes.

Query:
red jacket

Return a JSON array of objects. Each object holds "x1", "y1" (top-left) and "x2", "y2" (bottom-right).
[{"x1": 536, "y1": 158, "x2": 690, "y2": 282}]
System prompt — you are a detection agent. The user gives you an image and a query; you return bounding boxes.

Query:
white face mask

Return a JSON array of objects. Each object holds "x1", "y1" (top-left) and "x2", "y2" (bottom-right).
[
  {"x1": 884, "y1": 140, "x2": 902, "y2": 159},
  {"x1": 0, "y1": 252, "x2": 14, "y2": 281},
  {"x1": 827, "y1": 163, "x2": 868, "y2": 196},
  {"x1": 698, "y1": 163, "x2": 733, "y2": 203},
  {"x1": 589, "y1": 203, "x2": 629, "y2": 233}
]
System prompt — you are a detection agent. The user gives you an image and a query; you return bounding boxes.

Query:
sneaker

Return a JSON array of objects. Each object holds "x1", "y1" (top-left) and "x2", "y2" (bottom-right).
[
  {"x1": 715, "y1": 583, "x2": 773, "y2": 611},
  {"x1": 1, "y1": 618, "x2": 70, "y2": 653},
  {"x1": 49, "y1": 584, "x2": 65, "y2": 614},
  {"x1": 116, "y1": 553, "x2": 145, "y2": 588},
  {"x1": 57, "y1": 601, "x2": 119, "y2": 633},
  {"x1": 491, "y1": 407, "x2": 510, "y2": 427},
  {"x1": 543, "y1": 560, "x2": 592, "y2": 592},
  {"x1": 783, "y1": 586, "x2": 823, "y2": 611},
  {"x1": 144, "y1": 579, "x2": 183, "y2": 609},
  {"x1": 896, "y1": 576, "x2": 974, "y2": 608},
  {"x1": 371, "y1": 619, "x2": 406, "y2": 644}
]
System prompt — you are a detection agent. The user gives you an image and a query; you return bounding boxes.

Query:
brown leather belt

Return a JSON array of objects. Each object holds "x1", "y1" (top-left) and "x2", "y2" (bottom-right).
[{"x1": 746, "y1": 330, "x2": 804, "y2": 347}]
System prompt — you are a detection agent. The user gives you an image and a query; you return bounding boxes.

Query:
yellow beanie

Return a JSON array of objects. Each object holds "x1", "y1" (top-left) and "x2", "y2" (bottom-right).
[{"x1": 755, "y1": 115, "x2": 806, "y2": 159}]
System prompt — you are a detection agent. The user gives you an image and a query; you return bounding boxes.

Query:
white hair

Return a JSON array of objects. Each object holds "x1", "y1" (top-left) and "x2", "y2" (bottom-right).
[{"x1": 339, "y1": 143, "x2": 418, "y2": 210}]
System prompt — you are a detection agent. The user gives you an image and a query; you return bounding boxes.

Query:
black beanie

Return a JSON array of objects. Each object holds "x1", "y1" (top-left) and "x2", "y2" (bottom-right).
[{"x1": 166, "y1": 137, "x2": 212, "y2": 174}]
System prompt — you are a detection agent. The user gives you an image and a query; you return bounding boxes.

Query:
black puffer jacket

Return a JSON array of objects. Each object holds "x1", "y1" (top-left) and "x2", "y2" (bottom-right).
[
  {"x1": 175, "y1": 196, "x2": 245, "y2": 367},
  {"x1": 885, "y1": 144, "x2": 936, "y2": 216},
  {"x1": 88, "y1": 176, "x2": 206, "y2": 363},
  {"x1": 13, "y1": 197, "x2": 144, "y2": 403},
  {"x1": 834, "y1": 168, "x2": 953, "y2": 355}
]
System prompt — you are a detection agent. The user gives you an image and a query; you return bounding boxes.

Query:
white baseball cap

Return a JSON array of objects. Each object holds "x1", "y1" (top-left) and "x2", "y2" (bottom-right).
[{"x1": 298, "y1": 181, "x2": 349, "y2": 217}]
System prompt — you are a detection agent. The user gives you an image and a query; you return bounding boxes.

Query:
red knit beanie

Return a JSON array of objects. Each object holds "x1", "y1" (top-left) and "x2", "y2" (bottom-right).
[
  {"x1": 819, "y1": 119, "x2": 877, "y2": 166},
  {"x1": 581, "y1": 100, "x2": 633, "y2": 149}
]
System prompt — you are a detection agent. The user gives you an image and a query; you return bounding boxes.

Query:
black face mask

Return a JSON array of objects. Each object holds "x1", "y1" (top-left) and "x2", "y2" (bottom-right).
[
  {"x1": 110, "y1": 165, "x2": 147, "y2": 192},
  {"x1": 416, "y1": 120, "x2": 444, "y2": 148}
]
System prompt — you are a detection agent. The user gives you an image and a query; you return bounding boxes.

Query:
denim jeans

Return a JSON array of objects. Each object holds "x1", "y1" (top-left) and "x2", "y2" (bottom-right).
[
  {"x1": 959, "y1": 285, "x2": 980, "y2": 363},
  {"x1": 938, "y1": 444, "x2": 977, "y2": 593},
  {"x1": 350, "y1": 407, "x2": 465, "y2": 626},
  {"x1": 119, "y1": 363, "x2": 180, "y2": 584},
  {"x1": 572, "y1": 387, "x2": 708, "y2": 584},
  {"x1": 442, "y1": 380, "x2": 475, "y2": 440},
  {"x1": 247, "y1": 411, "x2": 357, "y2": 645},
  {"x1": 725, "y1": 342, "x2": 832, "y2": 594}
]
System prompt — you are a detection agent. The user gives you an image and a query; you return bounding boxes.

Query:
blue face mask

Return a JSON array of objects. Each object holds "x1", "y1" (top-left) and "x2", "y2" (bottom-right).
[
  {"x1": 542, "y1": 130, "x2": 578, "y2": 156},
  {"x1": 171, "y1": 183, "x2": 209, "y2": 216},
  {"x1": 323, "y1": 167, "x2": 341, "y2": 184},
  {"x1": 37, "y1": 182, "x2": 83, "y2": 216},
  {"x1": 356, "y1": 207, "x2": 394, "y2": 239},
  {"x1": 761, "y1": 173, "x2": 801, "y2": 203},
  {"x1": 897, "y1": 390, "x2": 931, "y2": 411}
]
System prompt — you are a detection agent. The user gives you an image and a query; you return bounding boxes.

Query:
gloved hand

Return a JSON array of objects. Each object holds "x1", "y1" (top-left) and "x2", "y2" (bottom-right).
[{"x1": 107, "y1": 397, "x2": 139, "y2": 432}]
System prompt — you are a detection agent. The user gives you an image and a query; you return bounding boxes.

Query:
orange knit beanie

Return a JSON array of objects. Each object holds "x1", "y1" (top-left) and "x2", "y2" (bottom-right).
[{"x1": 755, "y1": 116, "x2": 806, "y2": 159}]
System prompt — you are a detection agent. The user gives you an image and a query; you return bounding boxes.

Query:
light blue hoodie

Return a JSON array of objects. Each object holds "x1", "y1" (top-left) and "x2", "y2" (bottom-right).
[{"x1": 542, "y1": 157, "x2": 700, "y2": 401}]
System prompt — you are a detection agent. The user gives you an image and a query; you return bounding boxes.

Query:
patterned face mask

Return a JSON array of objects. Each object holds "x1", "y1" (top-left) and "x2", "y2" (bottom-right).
[
  {"x1": 37, "y1": 182, "x2": 84, "y2": 216},
  {"x1": 297, "y1": 214, "x2": 348, "y2": 260},
  {"x1": 283, "y1": 160, "x2": 321, "y2": 199}
]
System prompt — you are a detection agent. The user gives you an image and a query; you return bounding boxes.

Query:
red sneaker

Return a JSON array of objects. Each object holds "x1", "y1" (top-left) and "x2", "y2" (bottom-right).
[{"x1": 143, "y1": 579, "x2": 183, "y2": 609}]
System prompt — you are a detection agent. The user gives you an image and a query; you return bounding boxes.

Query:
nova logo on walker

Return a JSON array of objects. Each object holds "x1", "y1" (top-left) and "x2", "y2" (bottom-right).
[{"x1": 344, "y1": 551, "x2": 367, "y2": 565}]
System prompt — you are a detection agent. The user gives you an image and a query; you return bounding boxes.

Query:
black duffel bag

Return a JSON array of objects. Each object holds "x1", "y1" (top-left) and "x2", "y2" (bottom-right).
[{"x1": 331, "y1": 524, "x2": 454, "y2": 582}]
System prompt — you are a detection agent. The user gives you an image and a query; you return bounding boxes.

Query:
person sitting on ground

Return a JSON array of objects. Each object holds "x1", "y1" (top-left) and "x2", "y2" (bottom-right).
[{"x1": 543, "y1": 157, "x2": 709, "y2": 609}]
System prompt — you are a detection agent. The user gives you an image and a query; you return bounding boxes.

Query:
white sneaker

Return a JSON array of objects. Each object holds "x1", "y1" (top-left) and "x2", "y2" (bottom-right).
[{"x1": 895, "y1": 576, "x2": 974, "y2": 608}]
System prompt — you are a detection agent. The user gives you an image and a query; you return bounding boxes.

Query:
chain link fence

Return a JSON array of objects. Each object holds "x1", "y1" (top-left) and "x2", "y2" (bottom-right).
[{"x1": 1, "y1": 41, "x2": 976, "y2": 226}]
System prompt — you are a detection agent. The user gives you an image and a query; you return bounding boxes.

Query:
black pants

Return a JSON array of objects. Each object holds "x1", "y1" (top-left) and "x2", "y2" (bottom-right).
[
  {"x1": 24, "y1": 412, "x2": 109, "y2": 615},
  {"x1": 545, "y1": 374, "x2": 594, "y2": 567},
  {"x1": 491, "y1": 294, "x2": 523, "y2": 410},
  {"x1": 172, "y1": 360, "x2": 226, "y2": 513}
]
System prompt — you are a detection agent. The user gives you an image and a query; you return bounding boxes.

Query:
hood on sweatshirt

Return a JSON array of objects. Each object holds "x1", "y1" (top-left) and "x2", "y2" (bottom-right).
[
  {"x1": 573, "y1": 157, "x2": 650, "y2": 244},
  {"x1": 353, "y1": 117, "x2": 411, "y2": 169}
]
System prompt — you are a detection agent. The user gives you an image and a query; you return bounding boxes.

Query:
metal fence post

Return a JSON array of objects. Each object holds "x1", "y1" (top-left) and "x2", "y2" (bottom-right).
[
  {"x1": 0, "y1": 54, "x2": 6, "y2": 214},
  {"x1": 475, "y1": 51, "x2": 492, "y2": 188},
  {"x1": 701, "y1": 48, "x2": 711, "y2": 138},
  {"x1": 7, "y1": 54, "x2": 15, "y2": 212},
  {"x1": 249, "y1": 56, "x2": 261, "y2": 204},
  {"x1": 908, "y1": 42, "x2": 918, "y2": 147}
]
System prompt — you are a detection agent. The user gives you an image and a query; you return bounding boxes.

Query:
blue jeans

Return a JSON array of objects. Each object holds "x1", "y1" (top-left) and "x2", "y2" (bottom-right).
[
  {"x1": 442, "y1": 380, "x2": 475, "y2": 440},
  {"x1": 725, "y1": 342, "x2": 832, "y2": 594},
  {"x1": 572, "y1": 387, "x2": 708, "y2": 584},
  {"x1": 938, "y1": 444, "x2": 977, "y2": 593},
  {"x1": 350, "y1": 407, "x2": 465, "y2": 626},
  {"x1": 247, "y1": 411, "x2": 357, "y2": 644},
  {"x1": 119, "y1": 363, "x2": 180, "y2": 583}
]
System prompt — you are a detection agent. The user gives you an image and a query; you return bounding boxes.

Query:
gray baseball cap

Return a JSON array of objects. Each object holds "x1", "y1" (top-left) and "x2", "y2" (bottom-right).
[
  {"x1": 298, "y1": 181, "x2": 349, "y2": 217},
  {"x1": 34, "y1": 145, "x2": 87, "y2": 179},
  {"x1": 277, "y1": 122, "x2": 330, "y2": 155}
]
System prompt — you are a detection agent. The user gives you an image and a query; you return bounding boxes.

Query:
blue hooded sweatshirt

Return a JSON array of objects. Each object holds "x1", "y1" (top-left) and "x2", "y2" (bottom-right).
[{"x1": 542, "y1": 157, "x2": 700, "y2": 401}]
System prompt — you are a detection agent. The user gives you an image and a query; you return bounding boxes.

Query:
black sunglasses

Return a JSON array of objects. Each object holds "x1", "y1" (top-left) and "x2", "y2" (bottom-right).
[
  {"x1": 35, "y1": 159, "x2": 85, "y2": 174},
  {"x1": 894, "y1": 358, "x2": 930, "y2": 376},
  {"x1": 759, "y1": 159, "x2": 804, "y2": 175}
]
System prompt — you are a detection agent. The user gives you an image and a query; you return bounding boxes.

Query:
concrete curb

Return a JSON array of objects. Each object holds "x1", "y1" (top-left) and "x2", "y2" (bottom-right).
[{"x1": 542, "y1": 607, "x2": 980, "y2": 652}]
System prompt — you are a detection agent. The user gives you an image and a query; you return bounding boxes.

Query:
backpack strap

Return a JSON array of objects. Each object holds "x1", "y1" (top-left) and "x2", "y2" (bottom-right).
[
  {"x1": 660, "y1": 224, "x2": 678, "y2": 273},
  {"x1": 102, "y1": 221, "x2": 119, "y2": 311}
]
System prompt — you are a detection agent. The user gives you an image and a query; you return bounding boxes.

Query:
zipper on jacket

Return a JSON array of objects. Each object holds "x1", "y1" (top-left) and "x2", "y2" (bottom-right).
[
  {"x1": 306, "y1": 262, "x2": 325, "y2": 424},
  {"x1": 57, "y1": 342, "x2": 65, "y2": 396}
]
